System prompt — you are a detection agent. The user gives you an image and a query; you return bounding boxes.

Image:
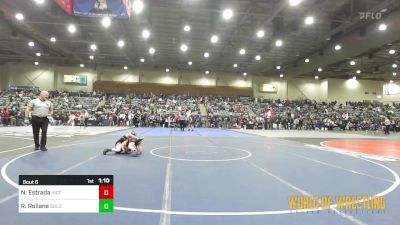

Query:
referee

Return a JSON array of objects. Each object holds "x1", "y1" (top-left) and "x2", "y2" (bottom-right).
[{"x1": 25, "y1": 91, "x2": 54, "y2": 151}]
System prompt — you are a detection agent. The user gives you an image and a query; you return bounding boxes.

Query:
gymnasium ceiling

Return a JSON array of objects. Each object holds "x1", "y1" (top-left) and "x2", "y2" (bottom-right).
[{"x1": 0, "y1": 0, "x2": 399, "y2": 80}]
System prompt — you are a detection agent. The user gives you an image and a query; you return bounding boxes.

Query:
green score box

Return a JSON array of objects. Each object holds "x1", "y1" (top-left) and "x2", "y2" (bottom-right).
[{"x1": 99, "y1": 199, "x2": 114, "y2": 213}]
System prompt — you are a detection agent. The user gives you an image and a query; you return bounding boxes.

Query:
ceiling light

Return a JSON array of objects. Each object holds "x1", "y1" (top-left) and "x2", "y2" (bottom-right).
[
  {"x1": 315, "y1": 75, "x2": 319, "y2": 80},
  {"x1": 210, "y1": 35, "x2": 219, "y2": 43},
  {"x1": 289, "y1": 0, "x2": 303, "y2": 6},
  {"x1": 352, "y1": 76, "x2": 357, "y2": 80},
  {"x1": 28, "y1": 41, "x2": 35, "y2": 47},
  {"x1": 34, "y1": 62, "x2": 39, "y2": 66},
  {"x1": 80, "y1": 64, "x2": 84, "y2": 68},
  {"x1": 334, "y1": 44, "x2": 341, "y2": 51},
  {"x1": 68, "y1": 24, "x2": 76, "y2": 33},
  {"x1": 117, "y1": 40, "x2": 125, "y2": 48},
  {"x1": 243, "y1": 72, "x2": 247, "y2": 76},
  {"x1": 184, "y1": 25, "x2": 191, "y2": 32},
  {"x1": 90, "y1": 44, "x2": 97, "y2": 51},
  {"x1": 132, "y1": 0, "x2": 144, "y2": 14},
  {"x1": 318, "y1": 68, "x2": 323, "y2": 72},
  {"x1": 188, "y1": 61, "x2": 192, "y2": 65},
  {"x1": 15, "y1": 13, "x2": 24, "y2": 21},
  {"x1": 149, "y1": 47, "x2": 155, "y2": 54},
  {"x1": 180, "y1": 44, "x2": 188, "y2": 52},
  {"x1": 356, "y1": 70, "x2": 361, "y2": 74},
  {"x1": 239, "y1": 49, "x2": 246, "y2": 55},
  {"x1": 350, "y1": 60, "x2": 356, "y2": 66},
  {"x1": 36, "y1": 52, "x2": 41, "y2": 57},
  {"x1": 276, "y1": 66, "x2": 281, "y2": 70},
  {"x1": 393, "y1": 72, "x2": 397, "y2": 76},
  {"x1": 205, "y1": 70, "x2": 210, "y2": 74},
  {"x1": 142, "y1": 29, "x2": 150, "y2": 39},
  {"x1": 390, "y1": 80, "x2": 393, "y2": 83},
  {"x1": 222, "y1": 9, "x2": 233, "y2": 20},
  {"x1": 101, "y1": 17, "x2": 111, "y2": 28},
  {"x1": 89, "y1": 55, "x2": 94, "y2": 60},
  {"x1": 50, "y1": 37, "x2": 56, "y2": 42},
  {"x1": 305, "y1": 58, "x2": 310, "y2": 63},
  {"x1": 233, "y1": 64, "x2": 238, "y2": 68},
  {"x1": 377, "y1": 95, "x2": 382, "y2": 99},
  {"x1": 275, "y1": 39, "x2": 283, "y2": 47},
  {"x1": 140, "y1": 58, "x2": 145, "y2": 62},
  {"x1": 34, "y1": 0, "x2": 45, "y2": 5},
  {"x1": 204, "y1": 52, "x2": 209, "y2": 58},
  {"x1": 304, "y1": 16, "x2": 314, "y2": 25},
  {"x1": 255, "y1": 55, "x2": 261, "y2": 61},
  {"x1": 280, "y1": 74, "x2": 284, "y2": 78},
  {"x1": 378, "y1": 23, "x2": 387, "y2": 31},
  {"x1": 393, "y1": 64, "x2": 398, "y2": 68},
  {"x1": 389, "y1": 49, "x2": 396, "y2": 54},
  {"x1": 124, "y1": 66, "x2": 128, "y2": 70},
  {"x1": 256, "y1": 30, "x2": 265, "y2": 38}
]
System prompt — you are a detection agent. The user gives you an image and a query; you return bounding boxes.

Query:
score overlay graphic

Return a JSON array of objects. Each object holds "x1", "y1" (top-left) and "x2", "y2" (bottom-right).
[{"x1": 18, "y1": 175, "x2": 113, "y2": 213}]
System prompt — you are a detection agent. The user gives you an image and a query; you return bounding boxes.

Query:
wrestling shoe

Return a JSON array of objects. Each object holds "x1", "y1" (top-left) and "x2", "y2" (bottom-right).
[{"x1": 103, "y1": 149, "x2": 112, "y2": 155}]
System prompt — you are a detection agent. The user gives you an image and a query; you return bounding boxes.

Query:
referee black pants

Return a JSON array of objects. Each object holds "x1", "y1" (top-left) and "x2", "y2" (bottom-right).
[{"x1": 31, "y1": 116, "x2": 49, "y2": 147}]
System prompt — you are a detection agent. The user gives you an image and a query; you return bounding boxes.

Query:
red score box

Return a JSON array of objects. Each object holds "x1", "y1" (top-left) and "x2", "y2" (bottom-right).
[{"x1": 99, "y1": 185, "x2": 114, "y2": 199}]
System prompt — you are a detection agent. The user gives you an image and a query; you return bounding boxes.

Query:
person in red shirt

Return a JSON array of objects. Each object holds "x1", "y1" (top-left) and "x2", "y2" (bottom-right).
[{"x1": 2, "y1": 108, "x2": 9, "y2": 126}]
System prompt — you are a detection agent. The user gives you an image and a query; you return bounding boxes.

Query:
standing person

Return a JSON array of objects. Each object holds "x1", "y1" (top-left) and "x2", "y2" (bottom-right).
[
  {"x1": 384, "y1": 117, "x2": 391, "y2": 135},
  {"x1": 84, "y1": 110, "x2": 89, "y2": 127},
  {"x1": 24, "y1": 91, "x2": 53, "y2": 151},
  {"x1": 179, "y1": 114, "x2": 186, "y2": 131}
]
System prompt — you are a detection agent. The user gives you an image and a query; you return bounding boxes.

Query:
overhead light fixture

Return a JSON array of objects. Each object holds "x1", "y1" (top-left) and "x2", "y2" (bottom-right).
[
  {"x1": 34, "y1": 0, "x2": 45, "y2": 5},
  {"x1": 389, "y1": 49, "x2": 396, "y2": 55},
  {"x1": 393, "y1": 64, "x2": 398, "y2": 68},
  {"x1": 205, "y1": 70, "x2": 210, "y2": 74},
  {"x1": 304, "y1": 58, "x2": 310, "y2": 63},
  {"x1": 188, "y1": 61, "x2": 192, "y2": 65},
  {"x1": 142, "y1": 29, "x2": 150, "y2": 39},
  {"x1": 390, "y1": 80, "x2": 393, "y2": 83},
  {"x1": 289, "y1": 0, "x2": 303, "y2": 6},
  {"x1": 280, "y1": 74, "x2": 284, "y2": 78},
  {"x1": 210, "y1": 35, "x2": 219, "y2": 44},
  {"x1": 117, "y1": 40, "x2": 125, "y2": 48},
  {"x1": 28, "y1": 41, "x2": 35, "y2": 47},
  {"x1": 140, "y1": 58, "x2": 145, "y2": 62},
  {"x1": 315, "y1": 75, "x2": 319, "y2": 80},
  {"x1": 149, "y1": 47, "x2": 155, "y2": 54},
  {"x1": 352, "y1": 76, "x2": 357, "y2": 80},
  {"x1": 377, "y1": 95, "x2": 382, "y2": 99},
  {"x1": 50, "y1": 37, "x2": 56, "y2": 42},
  {"x1": 68, "y1": 24, "x2": 76, "y2": 33},
  {"x1": 222, "y1": 9, "x2": 233, "y2": 20},
  {"x1": 89, "y1": 55, "x2": 94, "y2": 60},
  {"x1": 276, "y1": 66, "x2": 281, "y2": 70},
  {"x1": 334, "y1": 44, "x2": 341, "y2": 51},
  {"x1": 304, "y1": 16, "x2": 314, "y2": 25},
  {"x1": 350, "y1": 60, "x2": 356, "y2": 66},
  {"x1": 243, "y1": 72, "x2": 247, "y2": 76},
  {"x1": 239, "y1": 49, "x2": 246, "y2": 55},
  {"x1": 318, "y1": 68, "x2": 323, "y2": 72},
  {"x1": 255, "y1": 55, "x2": 261, "y2": 61},
  {"x1": 15, "y1": 13, "x2": 24, "y2": 21},
  {"x1": 34, "y1": 62, "x2": 39, "y2": 66},
  {"x1": 80, "y1": 64, "x2": 84, "y2": 68},
  {"x1": 184, "y1": 25, "x2": 191, "y2": 32},
  {"x1": 132, "y1": 0, "x2": 144, "y2": 14},
  {"x1": 204, "y1": 52, "x2": 209, "y2": 58},
  {"x1": 36, "y1": 52, "x2": 41, "y2": 57},
  {"x1": 124, "y1": 66, "x2": 128, "y2": 70},
  {"x1": 90, "y1": 44, "x2": 97, "y2": 51},
  {"x1": 356, "y1": 70, "x2": 361, "y2": 74},
  {"x1": 378, "y1": 23, "x2": 387, "y2": 31},
  {"x1": 275, "y1": 39, "x2": 283, "y2": 47},
  {"x1": 180, "y1": 44, "x2": 188, "y2": 52},
  {"x1": 101, "y1": 17, "x2": 111, "y2": 28},
  {"x1": 233, "y1": 64, "x2": 238, "y2": 68},
  {"x1": 393, "y1": 72, "x2": 397, "y2": 76},
  {"x1": 256, "y1": 30, "x2": 265, "y2": 38}
]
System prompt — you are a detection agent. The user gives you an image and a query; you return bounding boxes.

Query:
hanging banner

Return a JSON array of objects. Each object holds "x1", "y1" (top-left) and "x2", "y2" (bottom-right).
[
  {"x1": 73, "y1": 0, "x2": 131, "y2": 18},
  {"x1": 55, "y1": 0, "x2": 73, "y2": 15}
]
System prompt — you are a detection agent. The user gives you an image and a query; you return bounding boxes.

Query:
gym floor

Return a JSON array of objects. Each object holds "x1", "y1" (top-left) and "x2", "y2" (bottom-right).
[{"x1": 0, "y1": 126, "x2": 399, "y2": 225}]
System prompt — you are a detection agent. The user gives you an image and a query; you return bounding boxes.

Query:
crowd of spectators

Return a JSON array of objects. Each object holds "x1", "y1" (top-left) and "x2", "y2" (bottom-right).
[{"x1": 0, "y1": 88, "x2": 399, "y2": 134}]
